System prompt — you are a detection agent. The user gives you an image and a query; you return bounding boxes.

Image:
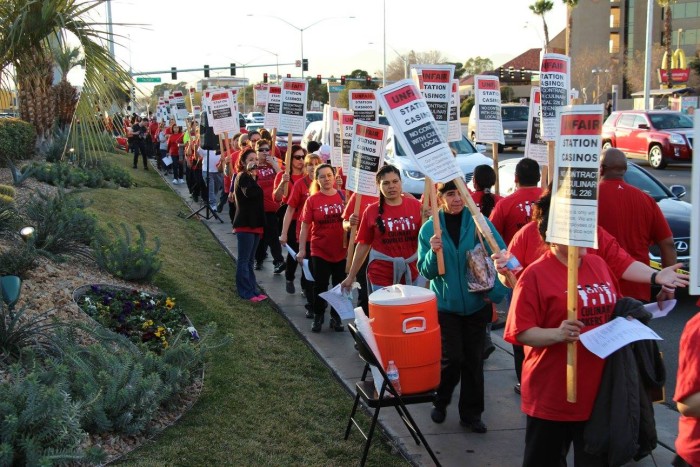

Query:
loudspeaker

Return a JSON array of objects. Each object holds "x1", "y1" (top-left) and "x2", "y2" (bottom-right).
[{"x1": 199, "y1": 112, "x2": 219, "y2": 152}]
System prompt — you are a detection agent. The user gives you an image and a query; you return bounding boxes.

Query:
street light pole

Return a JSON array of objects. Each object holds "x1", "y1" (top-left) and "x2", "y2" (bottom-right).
[
  {"x1": 592, "y1": 68, "x2": 610, "y2": 104},
  {"x1": 238, "y1": 44, "x2": 280, "y2": 83},
  {"x1": 383, "y1": 0, "x2": 386, "y2": 87}
]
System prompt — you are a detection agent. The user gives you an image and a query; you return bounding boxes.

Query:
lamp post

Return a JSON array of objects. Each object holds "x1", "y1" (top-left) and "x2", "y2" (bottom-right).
[
  {"x1": 238, "y1": 44, "x2": 280, "y2": 84},
  {"x1": 247, "y1": 14, "x2": 355, "y2": 79},
  {"x1": 369, "y1": 42, "x2": 408, "y2": 81},
  {"x1": 591, "y1": 68, "x2": 610, "y2": 104}
]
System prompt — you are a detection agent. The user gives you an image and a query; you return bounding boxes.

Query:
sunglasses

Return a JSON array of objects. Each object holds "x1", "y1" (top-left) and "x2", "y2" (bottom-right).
[
  {"x1": 257, "y1": 147, "x2": 270, "y2": 152},
  {"x1": 292, "y1": 155, "x2": 305, "y2": 160}
]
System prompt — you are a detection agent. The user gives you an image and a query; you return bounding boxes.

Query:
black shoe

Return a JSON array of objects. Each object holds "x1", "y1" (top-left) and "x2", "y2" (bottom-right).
[
  {"x1": 273, "y1": 261, "x2": 286, "y2": 274},
  {"x1": 514, "y1": 383, "x2": 521, "y2": 395},
  {"x1": 311, "y1": 315, "x2": 323, "y2": 333},
  {"x1": 430, "y1": 406, "x2": 446, "y2": 424},
  {"x1": 483, "y1": 343, "x2": 496, "y2": 360},
  {"x1": 285, "y1": 280, "x2": 295, "y2": 294},
  {"x1": 329, "y1": 310, "x2": 345, "y2": 332},
  {"x1": 216, "y1": 200, "x2": 225, "y2": 213},
  {"x1": 304, "y1": 304, "x2": 314, "y2": 319},
  {"x1": 254, "y1": 261, "x2": 263, "y2": 271},
  {"x1": 133, "y1": 166, "x2": 138, "y2": 169},
  {"x1": 460, "y1": 418, "x2": 487, "y2": 433}
]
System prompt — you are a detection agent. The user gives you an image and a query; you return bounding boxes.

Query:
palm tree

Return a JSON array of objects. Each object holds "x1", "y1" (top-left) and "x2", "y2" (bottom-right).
[
  {"x1": 562, "y1": 0, "x2": 579, "y2": 55},
  {"x1": 53, "y1": 45, "x2": 84, "y2": 82},
  {"x1": 657, "y1": 0, "x2": 678, "y2": 88},
  {"x1": 0, "y1": 0, "x2": 132, "y2": 154},
  {"x1": 52, "y1": 44, "x2": 83, "y2": 129},
  {"x1": 529, "y1": 0, "x2": 554, "y2": 50}
]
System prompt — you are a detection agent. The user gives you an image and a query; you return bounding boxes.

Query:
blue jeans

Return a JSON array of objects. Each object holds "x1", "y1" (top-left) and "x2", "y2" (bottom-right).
[
  {"x1": 203, "y1": 171, "x2": 223, "y2": 209},
  {"x1": 236, "y1": 232, "x2": 261, "y2": 299}
]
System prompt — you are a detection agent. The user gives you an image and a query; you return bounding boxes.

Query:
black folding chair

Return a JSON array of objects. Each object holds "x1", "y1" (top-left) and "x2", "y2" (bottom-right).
[{"x1": 345, "y1": 323, "x2": 441, "y2": 466}]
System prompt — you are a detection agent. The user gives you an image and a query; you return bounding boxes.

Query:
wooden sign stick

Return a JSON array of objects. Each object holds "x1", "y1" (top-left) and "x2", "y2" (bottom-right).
[
  {"x1": 454, "y1": 177, "x2": 517, "y2": 288},
  {"x1": 545, "y1": 141, "x2": 556, "y2": 186},
  {"x1": 492, "y1": 142, "x2": 500, "y2": 194},
  {"x1": 567, "y1": 246, "x2": 579, "y2": 403},
  {"x1": 421, "y1": 178, "x2": 431, "y2": 224},
  {"x1": 426, "y1": 177, "x2": 445, "y2": 275},
  {"x1": 283, "y1": 133, "x2": 293, "y2": 196},
  {"x1": 345, "y1": 194, "x2": 362, "y2": 273}
]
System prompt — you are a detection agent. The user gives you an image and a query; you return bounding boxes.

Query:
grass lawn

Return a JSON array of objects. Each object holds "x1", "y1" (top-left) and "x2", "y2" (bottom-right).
[{"x1": 79, "y1": 152, "x2": 409, "y2": 466}]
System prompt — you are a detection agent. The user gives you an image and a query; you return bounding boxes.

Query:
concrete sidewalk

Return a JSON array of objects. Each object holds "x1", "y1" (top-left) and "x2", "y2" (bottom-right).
[{"x1": 165, "y1": 172, "x2": 680, "y2": 466}]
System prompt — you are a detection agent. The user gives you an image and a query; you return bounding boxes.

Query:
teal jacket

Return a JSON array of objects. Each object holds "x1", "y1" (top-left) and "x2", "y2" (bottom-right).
[{"x1": 417, "y1": 209, "x2": 508, "y2": 315}]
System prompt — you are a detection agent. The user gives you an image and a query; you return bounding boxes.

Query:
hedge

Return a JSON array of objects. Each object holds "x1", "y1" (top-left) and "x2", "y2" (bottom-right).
[{"x1": 0, "y1": 118, "x2": 37, "y2": 165}]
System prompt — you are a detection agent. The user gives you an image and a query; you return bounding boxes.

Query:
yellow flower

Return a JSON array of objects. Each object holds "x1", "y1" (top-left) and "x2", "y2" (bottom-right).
[
  {"x1": 142, "y1": 320, "x2": 154, "y2": 329},
  {"x1": 165, "y1": 298, "x2": 175, "y2": 310},
  {"x1": 162, "y1": 339, "x2": 169, "y2": 349}
]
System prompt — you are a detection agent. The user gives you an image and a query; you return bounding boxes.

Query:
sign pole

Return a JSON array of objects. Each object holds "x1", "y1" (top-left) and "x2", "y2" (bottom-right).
[
  {"x1": 421, "y1": 179, "x2": 431, "y2": 224},
  {"x1": 427, "y1": 177, "x2": 445, "y2": 275},
  {"x1": 345, "y1": 195, "x2": 362, "y2": 273},
  {"x1": 284, "y1": 133, "x2": 293, "y2": 196},
  {"x1": 567, "y1": 246, "x2": 579, "y2": 402},
  {"x1": 492, "y1": 142, "x2": 500, "y2": 194}
]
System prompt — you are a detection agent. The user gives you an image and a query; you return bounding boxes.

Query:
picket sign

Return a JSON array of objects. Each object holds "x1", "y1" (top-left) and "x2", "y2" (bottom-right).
[
  {"x1": 474, "y1": 75, "x2": 505, "y2": 194},
  {"x1": 567, "y1": 247, "x2": 579, "y2": 403},
  {"x1": 283, "y1": 133, "x2": 293, "y2": 197},
  {"x1": 426, "y1": 177, "x2": 445, "y2": 275},
  {"x1": 421, "y1": 180, "x2": 431, "y2": 224}
]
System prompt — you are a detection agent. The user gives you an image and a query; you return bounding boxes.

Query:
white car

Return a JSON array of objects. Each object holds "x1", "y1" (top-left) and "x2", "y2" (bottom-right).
[
  {"x1": 245, "y1": 112, "x2": 264, "y2": 123},
  {"x1": 302, "y1": 120, "x2": 493, "y2": 196}
]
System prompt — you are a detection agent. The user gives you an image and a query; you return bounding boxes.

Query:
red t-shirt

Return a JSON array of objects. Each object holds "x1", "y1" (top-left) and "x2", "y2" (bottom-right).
[
  {"x1": 598, "y1": 179, "x2": 673, "y2": 301},
  {"x1": 167, "y1": 133, "x2": 184, "y2": 156},
  {"x1": 286, "y1": 176, "x2": 312, "y2": 230},
  {"x1": 342, "y1": 193, "x2": 379, "y2": 242},
  {"x1": 504, "y1": 252, "x2": 619, "y2": 421},
  {"x1": 489, "y1": 186, "x2": 543, "y2": 245},
  {"x1": 273, "y1": 172, "x2": 305, "y2": 205},
  {"x1": 508, "y1": 222, "x2": 635, "y2": 279},
  {"x1": 300, "y1": 191, "x2": 347, "y2": 263},
  {"x1": 674, "y1": 312, "x2": 700, "y2": 466},
  {"x1": 471, "y1": 190, "x2": 503, "y2": 215},
  {"x1": 255, "y1": 163, "x2": 280, "y2": 213},
  {"x1": 355, "y1": 197, "x2": 422, "y2": 286}
]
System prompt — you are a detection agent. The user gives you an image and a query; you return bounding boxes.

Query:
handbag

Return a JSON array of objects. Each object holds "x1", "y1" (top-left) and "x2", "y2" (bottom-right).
[{"x1": 465, "y1": 229, "x2": 496, "y2": 293}]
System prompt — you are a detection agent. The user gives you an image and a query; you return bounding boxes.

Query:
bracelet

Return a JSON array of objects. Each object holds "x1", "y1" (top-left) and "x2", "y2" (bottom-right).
[{"x1": 650, "y1": 271, "x2": 658, "y2": 285}]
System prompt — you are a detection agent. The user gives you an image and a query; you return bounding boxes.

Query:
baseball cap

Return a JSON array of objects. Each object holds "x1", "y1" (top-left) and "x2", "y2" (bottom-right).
[{"x1": 318, "y1": 144, "x2": 331, "y2": 162}]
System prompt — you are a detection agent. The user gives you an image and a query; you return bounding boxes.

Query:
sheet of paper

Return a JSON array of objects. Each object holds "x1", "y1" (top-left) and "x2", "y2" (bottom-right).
[
  {"x1": 643, "y1": 299, "x2": 677, "y2": 319},
  {"x1": 580, "y1": 317, "x2": 663, "y2": 359},
  {"x1": 319, "y1": 284, "x2": 354, "y2": 320},
  {"x1": 284, "y1": 244, "x2": 314, "y2": 281}
]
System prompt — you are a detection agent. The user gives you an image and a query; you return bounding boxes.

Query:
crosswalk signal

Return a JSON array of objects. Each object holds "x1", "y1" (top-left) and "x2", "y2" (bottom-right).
[
  {"x1": 316, "y1": 74, "x2": 322, "y2": 84},
  {"x1": 171, "y1": 67, "x2": 177, "y2": 80},
  {"x1": 340, "y1": 75, "x2": 346, "y2": 85},
  {"x1": 204, "y1": 64, "x2": 210, "y2": 78},
  {"x1": 230, "y1": 63, "x2": 236, "y2": 76},
  {"x1": 302, "y1": 59, "x2": 308, "y2": 71},
  {"x1": 263, "y1": 73, "x2": 268, "y2": 83}
]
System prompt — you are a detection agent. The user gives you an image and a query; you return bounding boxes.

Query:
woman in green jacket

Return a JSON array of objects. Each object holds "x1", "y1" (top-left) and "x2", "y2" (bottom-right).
[{"x1": 418, "y1": 180, "x2": 508, "y2": 433}]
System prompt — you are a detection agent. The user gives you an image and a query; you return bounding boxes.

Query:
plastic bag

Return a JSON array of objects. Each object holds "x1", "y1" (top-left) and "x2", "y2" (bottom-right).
[{"x1": 465, "y1": 232, "x2": 496, "y2": 293}]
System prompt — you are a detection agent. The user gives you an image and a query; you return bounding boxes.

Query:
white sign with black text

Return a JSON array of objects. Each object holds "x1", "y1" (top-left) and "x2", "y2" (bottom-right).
[
  {"x1": 263, "y1": 85, "x2": 281, "y2": 130},
  {"x1": 448, "y1": 79, "x2": 461, "y2": 142},
  {"x1": 346, "y1": 121, "x2": 388, "y2": 197},
  {"x1": 474, "y1": 75, "x2": 505, "y2": 145},
  {"x1": 691, "y1": 113, "x2": 699, "y2": 295},
  {"x1": 524, "y1": 87, "x2": 548, "y2": 166},
  {"x1": 279, "y1": 79, "x2": 308, "y2": 135},
  {"x1": 540, "y1": 53, "x2": 571, "y2": 142},
  {"x1": 411, "y1": 64, "x2": 454, "y2": 143},
  {"x1": 349, "y1": 90, "x2": 379, "y2": 123}
]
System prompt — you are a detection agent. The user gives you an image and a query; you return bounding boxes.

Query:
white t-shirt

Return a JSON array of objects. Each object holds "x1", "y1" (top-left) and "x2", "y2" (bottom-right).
[{"x1": 197, "y1": 148, "x2": 221, "y2": 173}]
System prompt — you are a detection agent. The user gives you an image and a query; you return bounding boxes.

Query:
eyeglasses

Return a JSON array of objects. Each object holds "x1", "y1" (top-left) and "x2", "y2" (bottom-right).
[
  {"x1": 292, "y1": 155, "x2": 305, "y2": 160},
  {"x1": 257, "y1": 147, "x2": 270, "y2": 152}
]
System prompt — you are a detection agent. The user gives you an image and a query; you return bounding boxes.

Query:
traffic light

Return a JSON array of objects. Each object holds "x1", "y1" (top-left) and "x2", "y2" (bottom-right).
[
  {"x1": 302, "y1": 59, "x2": 308, "y2": 71},
  {"x1": 509, "y1": 66, "x2": 514, "y2": 80},
  {"x1": 171, "y1": 67, "x2": 177, "y2": 80},
  {"x1": 204, "y1": 64, "x2": 210, "y2": 78},
  {"x1": 286, "y1": 73, "x2": 291, "y2": 78},
  {"x1": 498, "y1": 67, "x2": 504, "y2": 79},
  {"x1": 366, "y1": 76, "x2": 372, "y2": 85},
  {"x1": 131, "y1": 86, "x2": 136, "y2": 101},
  {"x1": 316, "y1": 74, "x2": 322, "y2": 84},
  {"x1": 263, "y1": 73, "x2": 268, "y2": 83},
  {"x1": 230, "y1": 63, "x2": 236, "y2": 76},
  {"x1": 340, "y1": 75, "x2": 346, "y2": 85}
]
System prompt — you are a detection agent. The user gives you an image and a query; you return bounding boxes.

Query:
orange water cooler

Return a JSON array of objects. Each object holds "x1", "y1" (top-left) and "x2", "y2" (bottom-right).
[{"x1": 368, "y1": 285, "x2": 441, "y2": 395}]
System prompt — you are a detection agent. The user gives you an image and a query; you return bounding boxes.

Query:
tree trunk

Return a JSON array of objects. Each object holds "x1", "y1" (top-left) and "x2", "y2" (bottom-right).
[
  {"x1": 53, "y1": 80, "x2": 78, "y2": 130},
  {"x1": 16, "y1": 50, "x2": 55, "y2": 141},
  {"x1": 566, "y1": 6, "x2": 573, "y2": 55},
  {"x1": 665, "y1": 6, "x2": 673, "y2": 87},
  {"x1": 542, "y1": 16, "x2": 550, "y2": 50}
]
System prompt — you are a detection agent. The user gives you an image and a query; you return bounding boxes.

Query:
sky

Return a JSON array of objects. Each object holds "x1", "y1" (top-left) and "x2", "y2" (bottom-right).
[{"x1": 77, "y1": 0, "x2": 568, "y2": 98}]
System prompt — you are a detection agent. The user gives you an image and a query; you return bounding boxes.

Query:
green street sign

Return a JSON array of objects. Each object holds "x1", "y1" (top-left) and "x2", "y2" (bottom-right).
[{"x1": 136, "y1": 77, "x2": 161, "y2": 83}]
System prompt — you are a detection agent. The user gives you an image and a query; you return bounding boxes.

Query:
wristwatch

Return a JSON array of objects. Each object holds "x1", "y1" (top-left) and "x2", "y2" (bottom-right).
[{"x1": 650, "y1": 271, "x2": 658, "y2": 285}]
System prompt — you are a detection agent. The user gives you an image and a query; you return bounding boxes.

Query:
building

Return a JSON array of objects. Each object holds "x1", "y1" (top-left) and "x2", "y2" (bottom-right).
[{"x1": 570, "y1": 0, "x2": 700, "y2": 100}]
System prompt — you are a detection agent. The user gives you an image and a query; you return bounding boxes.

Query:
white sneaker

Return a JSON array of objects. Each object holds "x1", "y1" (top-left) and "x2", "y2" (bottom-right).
[
  {"x1": 178, "y1": 179, "x2": 185, "y2": 184},
  {"x1": 172, "y1": 179, "x2": 178, "y2": 184}
]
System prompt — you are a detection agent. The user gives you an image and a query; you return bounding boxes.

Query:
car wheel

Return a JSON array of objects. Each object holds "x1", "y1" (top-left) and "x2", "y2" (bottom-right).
[
  {"x1": 648, "y1": 145, "x2": 667, "y2": 170},
  {"x1": 602, "y1": 141, "x2": 613, "y2": 150}
]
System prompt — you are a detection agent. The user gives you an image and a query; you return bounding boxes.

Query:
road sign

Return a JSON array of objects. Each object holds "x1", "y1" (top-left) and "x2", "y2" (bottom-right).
[{"x1": 136, "y1": 77, "x2": 161, "y2": 83}]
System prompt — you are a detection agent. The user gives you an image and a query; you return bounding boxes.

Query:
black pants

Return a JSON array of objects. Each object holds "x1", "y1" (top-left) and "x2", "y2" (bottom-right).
[
  {"x1": 356, "y1": 256, "x2": 369, "y2": 316},
  {"x1": 311, "y1": 256, "x2": 346, "y2": 316},
  {"x1": 255, "y1": 212, "x2": 284, "y2": 264},
  {"x1": 131, "y1": 140, "x2": 147, "y2": 168},
  {"x1": 171, "y1": 155, "x2": 182, "y2": 180},
  {"x1": 514, "y1": 344, "x2": 525, "y2": 383},
  {"x1": 523, "y1": 416, "x2": 606, "y2": 467},
  {"x1": 435, "y1": 305, "x2": 490, "y2": 422}
]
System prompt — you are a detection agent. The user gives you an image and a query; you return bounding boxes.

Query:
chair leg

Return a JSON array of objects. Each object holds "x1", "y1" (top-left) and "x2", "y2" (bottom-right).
[
  {"x1": 395, "y1": 400, "x2": 441, "y2": 467},
  {"x1": 361, "y1": 404, "x2": 382, "y2": 467},
  {"x1": 344, "y1": 393, "x2": 362, "y2": 440},
  {"x1": 393, "y1": 404, "x2": 421, "y2": 445}
]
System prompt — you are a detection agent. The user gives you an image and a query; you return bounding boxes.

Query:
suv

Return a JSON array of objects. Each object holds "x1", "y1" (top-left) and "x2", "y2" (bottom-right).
[
  {"x1": 468, "y1": 103, "x2": 529, "y2": 151},
  {"x1": 601, "y1": 110, "x2": 693, "y2": 169},
  {"x1": 245, "y1": 112, "x2": 264, "y2": 123}
]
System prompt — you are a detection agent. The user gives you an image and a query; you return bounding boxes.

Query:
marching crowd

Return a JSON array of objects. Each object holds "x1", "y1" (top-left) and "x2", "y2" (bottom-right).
[{"x1": 125, "y1": 113, "x2": 698, "y2": 466}]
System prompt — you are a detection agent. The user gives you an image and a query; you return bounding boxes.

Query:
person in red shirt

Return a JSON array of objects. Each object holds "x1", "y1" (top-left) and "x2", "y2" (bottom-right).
[
  {"x1": 674, "y1": 309, "x2": 700, "y2": 467},
  {"x1": 489, "y1": 158, "x2": 542, "y2": 246},
  {"x1": 298, "y1": 164, "x2": 347, "y2": 333},
  {"x1": 252, "y1": 139, "x2": 285, "y2": 272},
  {"x1": 273, "y1": 145, "x2": 307, "y2": 291},
  {"x1": 341, "y1": 165, "x2": 423, "y2": 299},
  {"x1": 167, "y1": 125, "x2": 185, "y2": 184},
  {"x1": 280, "y1": 153, "x2": 322, "y2": 317},
  {"x1": 597, "y1": 148, "x2": 676, "y2": 302}
]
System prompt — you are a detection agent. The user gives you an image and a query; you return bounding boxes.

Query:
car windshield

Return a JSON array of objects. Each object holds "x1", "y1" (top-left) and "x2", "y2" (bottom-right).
[
  {"x1": 649, "y1": 113, "x2": 693, "y2": 129},
  {"x1": 306, "y1": 113, "x2": 323, "y2": 122},
  {"x1": 395, "y1": 134, "x2": 478, "y2": 156},
  {"x1": 502, "y1": 107, "x2": 529, "y2": 122},
  {"x1": 623, "y1": 164, "x2": 671, "y2": 201}
]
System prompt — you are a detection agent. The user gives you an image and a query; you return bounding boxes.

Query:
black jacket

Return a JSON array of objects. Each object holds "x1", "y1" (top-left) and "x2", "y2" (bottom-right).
[
  {"x1": 232, "y1": 172, "x2": 264, "y2": 230},
  {"x1": 584, "y1": 297, "x2": 666, "y2": 466}
]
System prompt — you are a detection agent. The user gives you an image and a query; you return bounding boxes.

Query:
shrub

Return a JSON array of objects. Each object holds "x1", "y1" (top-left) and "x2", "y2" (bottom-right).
[
  {"x1": 93, "y1": 224, "x2": 162, "y2": 282},
  {"x1": 0, "y1": 118, "x2": 36, "y2": 165},
  {"x1": 42, "y1": 127, "x2": 70, "y2": 163},
  {"x1": 0, "y1": 193, "x2": 12, "y2": 206},
  {"x1": 7, "y1": 159, "x2": 36, "y2": 187},
  {"x1": 0, "y1": 241, "x2": 38, "y2": 278},
  {"x1": 0, "y1": 202, "x2": 19, "y2": 233},
  {"x1": 30, "y1": 160, "x2": 133, "y2": 189},
  {"x1": 24, "y1": 189, "x2": 97, "y2": 259},
  {"x1": 0, "y1": 301, "x2": 60, "y2": 363},
  {"x1": 0, "y1": 184, "x2": 15, "y2": 198}
]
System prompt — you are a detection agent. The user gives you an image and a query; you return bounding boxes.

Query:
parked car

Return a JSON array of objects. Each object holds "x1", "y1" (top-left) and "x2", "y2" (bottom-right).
[
  {"x1": 488, "y1": 157, "x2": 691, "y2": 271},
  {"x1": 245, "y1": 112, "x2": 264, "y2": 123},
  {"x1": 245, "y1": 123, "x2": 264, "y2": 133},
  {"x1": 601, "y1": 110, "x2": 693, "y2": 169},
  {"x1": 468, "y1": 103, "x2": 529, "y2": 151},
  {"x1": 305, "y1": 111, "x2": 323, "y2": 127},
  {"x1": 275, "y1": 130, "x2": 303, "y2": 152},
  {"x1": 302, "y1": 119, "x2": 493, "y2": 196}
]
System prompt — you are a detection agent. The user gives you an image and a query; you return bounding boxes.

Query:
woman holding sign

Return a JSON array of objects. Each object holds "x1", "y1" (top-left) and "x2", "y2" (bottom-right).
[
  {"x1": 417, "y1": 180, "x2": 508, "y2": 433},
  {"x1": 341, "y1": 165, "x2": 424, "y2": 295},
  {"x1": 503, "y1": 192, "x2": 619, "y2": 466},
  {"x1": 297, "y1": 164, "x2": 346, "y2": 333}
]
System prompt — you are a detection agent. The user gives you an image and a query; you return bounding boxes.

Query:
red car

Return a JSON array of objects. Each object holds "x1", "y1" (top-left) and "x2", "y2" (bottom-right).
[{"x1": 601, "y1": 110, "x2": 694, "y2": 169}]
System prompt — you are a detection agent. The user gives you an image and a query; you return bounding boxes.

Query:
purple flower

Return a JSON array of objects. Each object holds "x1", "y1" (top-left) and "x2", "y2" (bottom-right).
[
  {"x1": 122, "y1": 301, "x2": 133, "y2": 314},
  {"x1": 91, "y1": 285, "x2": 101, "y2": 292}
]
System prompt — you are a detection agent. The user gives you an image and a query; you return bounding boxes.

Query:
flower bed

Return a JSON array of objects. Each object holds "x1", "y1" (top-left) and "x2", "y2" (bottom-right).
[{"x1": 74, "y1": 284, "x2": 198, "y2": 353}]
